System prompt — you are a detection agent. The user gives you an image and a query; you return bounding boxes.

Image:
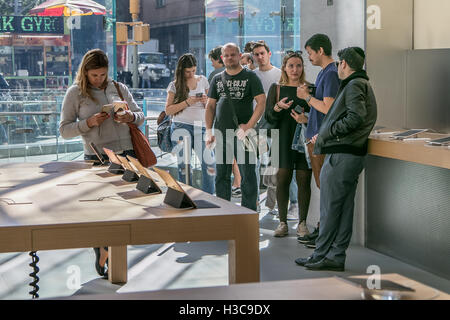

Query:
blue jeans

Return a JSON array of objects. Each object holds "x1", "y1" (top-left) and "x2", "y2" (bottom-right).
[{"x1": 171, "y1": 122, "x2": 216, "y2": 194}]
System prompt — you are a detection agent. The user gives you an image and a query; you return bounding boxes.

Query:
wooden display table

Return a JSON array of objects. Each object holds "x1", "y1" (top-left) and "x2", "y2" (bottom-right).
[
  {"x1": 368, "y1": 130, "x2": 450, "y2": 169},
  {"x1": 64, "y1": 273, "x2": 449, "y2": 300},
  {"x1": 0, "y1": 162, "x2": 259, "y2": 287}
]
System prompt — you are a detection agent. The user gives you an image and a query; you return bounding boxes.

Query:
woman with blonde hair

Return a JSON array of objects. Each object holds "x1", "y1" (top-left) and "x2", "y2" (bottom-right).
[
  {"x1": 59, "y1": 48, "x2": 144, "y2": 278},
  {"x1": 264, "y1": 51, "x2": 312, "y2": 237}
]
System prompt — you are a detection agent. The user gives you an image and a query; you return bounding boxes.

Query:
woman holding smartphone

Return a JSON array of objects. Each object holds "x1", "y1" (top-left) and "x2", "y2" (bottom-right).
[
  {"x1": 59, "y1": 49, "x2": 144, "y2": 278},
  {"x1": 264, "y1": 51, "x2": 312, "y2": 238},
  {"x1": 165, "y1": 53, "x2": 216, "y2": 194}
]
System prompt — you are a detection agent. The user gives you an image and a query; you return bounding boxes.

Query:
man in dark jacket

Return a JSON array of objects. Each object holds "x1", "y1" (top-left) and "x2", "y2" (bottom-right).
[{"x1": 294, "y1": 47, "x2": 377, "y2": 271}]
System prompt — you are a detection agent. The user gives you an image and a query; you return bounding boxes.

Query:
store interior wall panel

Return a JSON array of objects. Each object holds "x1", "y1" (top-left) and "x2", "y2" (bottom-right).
[{"x1": 365, "y1": 156, "x2": 450, "y2": 279}]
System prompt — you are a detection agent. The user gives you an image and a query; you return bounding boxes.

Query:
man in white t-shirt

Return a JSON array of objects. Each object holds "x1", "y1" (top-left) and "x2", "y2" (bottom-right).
[{"x1": 251, "y1": 41, "x2": 281, "y2": 215}]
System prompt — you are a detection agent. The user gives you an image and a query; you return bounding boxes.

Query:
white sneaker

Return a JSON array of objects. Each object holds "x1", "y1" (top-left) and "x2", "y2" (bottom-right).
[
  {"x1": 296, "y1": 220, "x2": 310, "y2": 237},
  {"x1": 273, "y1": 222, "x2": 288, "y2": 237},
  {"x1": 286, "y1": 202, "x2": 299, "y2": 220}
]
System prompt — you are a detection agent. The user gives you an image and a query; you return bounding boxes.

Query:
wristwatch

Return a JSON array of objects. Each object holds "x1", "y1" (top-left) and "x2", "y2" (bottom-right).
[{"x1": 305, "y1": 95, "x2": 312, "y2": 104}]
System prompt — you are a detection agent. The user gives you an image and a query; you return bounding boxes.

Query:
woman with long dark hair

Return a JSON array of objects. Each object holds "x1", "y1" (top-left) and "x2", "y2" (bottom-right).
[
  {"x1": 60, "y1": 48, "x2": 144, "y2": 278},
  {"x1": 264, "y1": 51, "x2": 312, "y2": 237},
  {"x1": 165, "y1": 53, "x2": 216, "y2": 193}
]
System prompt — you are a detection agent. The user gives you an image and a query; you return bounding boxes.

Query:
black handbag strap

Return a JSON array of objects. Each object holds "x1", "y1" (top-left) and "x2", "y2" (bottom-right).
[{"x1": 220, "y1": 72, "x2": 240, "y2": 129}]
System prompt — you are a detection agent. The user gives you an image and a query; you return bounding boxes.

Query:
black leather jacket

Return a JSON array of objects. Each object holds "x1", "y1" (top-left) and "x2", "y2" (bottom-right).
[{"x1": 314, "y1": 70, "x2": 377, "y2": 155}]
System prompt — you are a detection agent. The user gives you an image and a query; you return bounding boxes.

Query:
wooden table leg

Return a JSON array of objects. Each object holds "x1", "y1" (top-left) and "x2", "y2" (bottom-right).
[
  {"x1": 108, "y1": 245, "x2": 128, "y2": 284},
  {"x1": 228, "y1": 215, "x2": 260, "y2": 284}
]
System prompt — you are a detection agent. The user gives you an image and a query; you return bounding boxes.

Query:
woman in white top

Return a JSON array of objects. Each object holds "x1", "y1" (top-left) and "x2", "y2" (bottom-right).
[{"x1": 165, "y1": 53, "x2": 216, "y2": 194}]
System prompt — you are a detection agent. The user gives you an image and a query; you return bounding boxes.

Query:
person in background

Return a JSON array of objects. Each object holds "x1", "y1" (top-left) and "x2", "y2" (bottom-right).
[
  {"x1": 295, "y1": 47, "x2": 377, "y2": 271},
  {"x1": 264, "y1": 51, "x2": 312, "y2": 237},
  {"x1": 59, "y1": 49, "x2": 144, "y2": 279},
  {"x1": 295, "y1": 33, "x2": 341, "y2": 248},
  {"x1": 208, "y1": 46, "x2": 225, "y2": 83},
  {"x1": 251, "y1": 40, "x2": 282, "y2": 216},
  {"x1": 141, "y1": 66, "x2": 151, "y2": 88},
  {"x1": 240, "y1": 53, "x2": 256, "y2": 70},
  {"x1": 165, "y1": 53, "x2": 216, "y2": 194},
  {"x1": 0, "y1": 123, "x2": 7, "y2": 144}
]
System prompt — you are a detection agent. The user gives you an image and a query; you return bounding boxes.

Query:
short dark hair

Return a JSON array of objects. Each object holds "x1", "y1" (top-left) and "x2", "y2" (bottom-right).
[
  {"x1": 208, "y1": 46, "x2": 223, "y2": 64},
  {"x1": 244, "y1": 41, "x2": 256, "y2": 53},
  {"x1": 251, "y1": 40, "x2": 270, "y2": 54},
  {"x1": 305, "y1": 34, "x2": 332, "y2": 56},
  {"x1": 337, "y1": 47, "x2": 365, "y2": 71}
]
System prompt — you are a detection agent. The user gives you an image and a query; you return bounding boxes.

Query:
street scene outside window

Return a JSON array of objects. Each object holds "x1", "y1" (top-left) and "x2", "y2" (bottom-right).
[{"x1": 0, "y1": 0, "x2": 300, "y2": 169}]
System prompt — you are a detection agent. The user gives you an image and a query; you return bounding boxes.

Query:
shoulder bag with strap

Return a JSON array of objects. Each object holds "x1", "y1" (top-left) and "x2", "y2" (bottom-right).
[
  {"x1": 220, "y1": 72, "x2": 258, "y2": 153},
  {"x1": 156, "y1": 110, "x2": 173, "y2": 153},
  {"x1": 113, "y1": 80, "x2": 157, "y2": 167},
  {"x1": 257, "y1": 84, "x2": 280, "y2": 154}
]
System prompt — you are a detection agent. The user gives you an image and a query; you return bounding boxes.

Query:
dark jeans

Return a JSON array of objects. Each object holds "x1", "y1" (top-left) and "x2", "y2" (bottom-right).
[
  {"x1": 215, "y1": 136, "x2": 257, "y2": 211},
  {"x1": 312, "y1": 153, "x2": 366, "y2": 264}
]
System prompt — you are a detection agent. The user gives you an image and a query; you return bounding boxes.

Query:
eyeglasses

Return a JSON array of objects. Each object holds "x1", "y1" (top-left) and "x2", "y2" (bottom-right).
[
  {"x1": 335, "y1": 61, "x2": 342, "y2": 68},
  {"x1": 285, "y1": 50, "x2": 303, "y2": 57}
]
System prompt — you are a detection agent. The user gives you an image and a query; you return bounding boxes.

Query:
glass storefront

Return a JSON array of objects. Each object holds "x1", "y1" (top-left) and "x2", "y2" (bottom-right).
[
  {"x1": 0, "y1": 0, "x2": 116, "y2": 89},
  {"x1": 205, "y1": 0, "x2": 300, "y2": 75},
  {"x1": 0, "y1": 0, "x2": 117, "y2": 162}
]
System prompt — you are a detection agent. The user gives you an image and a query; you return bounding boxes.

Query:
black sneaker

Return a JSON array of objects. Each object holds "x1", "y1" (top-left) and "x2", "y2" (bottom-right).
[
  {"x1": 304, "y1": 239, "x2": 317, "y2": 249},
  {"x1": 297, "y1": 227, "x2": 319, "y2": 244}
]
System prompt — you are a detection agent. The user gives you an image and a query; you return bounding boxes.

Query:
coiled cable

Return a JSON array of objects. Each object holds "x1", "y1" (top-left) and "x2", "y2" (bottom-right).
[{"x1": 29, "y1": 251, "x2": 40, "y2": 299}]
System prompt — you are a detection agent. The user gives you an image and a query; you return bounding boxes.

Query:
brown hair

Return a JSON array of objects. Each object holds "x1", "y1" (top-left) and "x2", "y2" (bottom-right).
[
  {"x1": 75, "y1": 49, "x2": 109, "y2": 101},
  {"x1": 279, "y1": 51, "x2": 307, "y2": 86},
  {"x1": 173, "y1": 53, "x2": 197, "y2": 104},
  {"x1": 251, "y1": 40, "x2": 270, "y2": 54}
]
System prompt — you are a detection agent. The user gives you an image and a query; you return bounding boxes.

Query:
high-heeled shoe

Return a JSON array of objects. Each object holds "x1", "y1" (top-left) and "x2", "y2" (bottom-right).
[{"x1": 93, "y1": 247, "x2": 106, "y2": 276}]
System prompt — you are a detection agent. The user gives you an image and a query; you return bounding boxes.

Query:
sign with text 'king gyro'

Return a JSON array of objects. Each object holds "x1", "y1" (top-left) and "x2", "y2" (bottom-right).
[{"x1": 0, "y1": 16, "x2": 64, "y2": 34}]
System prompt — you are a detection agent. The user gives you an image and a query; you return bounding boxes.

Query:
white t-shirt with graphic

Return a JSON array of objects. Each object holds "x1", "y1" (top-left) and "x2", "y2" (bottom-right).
[{"x1": 167, "y1": 75, "x2": 209, "y2": 126}]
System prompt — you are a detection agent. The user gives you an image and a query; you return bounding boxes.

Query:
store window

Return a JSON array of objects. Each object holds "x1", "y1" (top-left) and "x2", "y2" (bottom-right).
[
  {"x1": 0, "y1": 1, "x2": 115, "y2": 90},
  {"x1": 205, "y1": 0, "x2": 300, "y2": 76}
]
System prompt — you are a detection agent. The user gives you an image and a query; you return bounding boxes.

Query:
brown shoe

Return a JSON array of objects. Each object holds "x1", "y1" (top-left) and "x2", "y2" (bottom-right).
[{"x1": 274, "y1": 222, "x2": 288, "y2": 237}]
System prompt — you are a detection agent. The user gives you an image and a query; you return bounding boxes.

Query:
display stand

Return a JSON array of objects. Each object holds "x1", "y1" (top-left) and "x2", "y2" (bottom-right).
[
  {"x1": 122, "y1": 169, "x2": 139, "y2": 182},
  {"x1": 108, "y1": 163, "x2": 124, "y2": 174},
  {"x1": 164, "y1": 187, "x2": 195, "y2": 209},
  {"x1": 136, "y1": 175, "x2": 161, "y2": 194}
]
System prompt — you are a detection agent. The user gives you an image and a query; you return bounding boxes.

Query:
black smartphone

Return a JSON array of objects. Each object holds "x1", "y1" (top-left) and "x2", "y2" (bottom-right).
[
  {"x1": 294, "y1": 105, "x2": 304, "y2": 113},
  {"x1": 308, "y1": 84, "x2": 316, "y2": 96},
  {"x1": 196, "y1": 93, "x2": 203, "y2": 97}
]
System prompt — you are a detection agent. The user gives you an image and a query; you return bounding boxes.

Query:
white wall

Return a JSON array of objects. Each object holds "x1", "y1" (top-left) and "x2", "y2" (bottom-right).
[
  {"x1": 414, "y1": 0, "x2": 450, "y2": 49},
  {"x1": 300, "y1": 0, "x2": 365, "y2": 83},
  {"x1": 300, "y1": 0, "x2": 366, "y2": 245}
]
